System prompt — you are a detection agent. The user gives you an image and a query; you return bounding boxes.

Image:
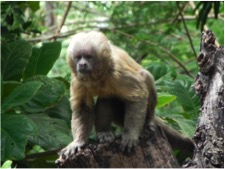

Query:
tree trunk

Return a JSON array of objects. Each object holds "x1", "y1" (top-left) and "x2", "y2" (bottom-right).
[
  {"x1": 184, "y1": 30, "x2": 224, "y2": 168},
  {"x1": 55, "y1": 126, "x2": 180, "y2": 168}
]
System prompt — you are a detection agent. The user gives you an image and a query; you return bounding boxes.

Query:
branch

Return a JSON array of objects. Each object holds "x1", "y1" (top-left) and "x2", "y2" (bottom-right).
[
  {"x1": 177, "y1": 2, "x2": 198, "y2": 58},
  {"x1": 25, "y1": 149, "x2": 60, "y2": 160},
  {"x1": 55, "y1": 2, "x2": 72, "y2": 36},
  {"x1": 72, "y1": 2, "x2": 110, "y2": 18}
]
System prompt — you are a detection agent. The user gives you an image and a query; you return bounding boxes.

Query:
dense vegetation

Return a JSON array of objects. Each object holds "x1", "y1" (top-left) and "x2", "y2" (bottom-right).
[{"x1": 1, "y1": 1, "x2": 223, "y2": 168}]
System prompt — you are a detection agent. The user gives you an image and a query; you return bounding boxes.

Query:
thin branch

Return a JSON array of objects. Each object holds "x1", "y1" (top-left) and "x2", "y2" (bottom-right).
[
  {"x1": 72, "y1": 3, "x2": 110, "y2": 18},
  {"x1": 56, "y1": 2, "x2": 72, "y2": 34},
  {"x1": 178, "y1": 14, "x2": 224, "y2": 21},
  {"x1": 25, "y1": 149, "x2": 60, "y2": 160},
  {"x1": 172, "y1": 2, "x2": 188, "y2": 24},
  {"x1": 177, "y1": 2, "x2": 198, "y2": 58}
]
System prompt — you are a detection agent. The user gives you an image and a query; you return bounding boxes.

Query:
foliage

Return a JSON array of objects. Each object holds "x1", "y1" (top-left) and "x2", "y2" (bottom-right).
[
  {"x1": 1, "y1": 160, "x2": 13, "y2": 168},
  {"x1": 195, "y1": 1, "x2": 222, "y2": 30},
  {"x1": 1, "y1": 1, "x2": 223, "y2": 168},
  {"x1": 1, "y1": 1, "x2": 41, "y2": 41},
  {"x1": 1, "y1": 3, "x2": 69, "y2": 165}
]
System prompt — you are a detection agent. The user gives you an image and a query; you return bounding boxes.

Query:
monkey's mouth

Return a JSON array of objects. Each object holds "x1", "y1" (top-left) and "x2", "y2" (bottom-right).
[{"x1": 78, "y1": 68, "x2": 92, "y2": 74}]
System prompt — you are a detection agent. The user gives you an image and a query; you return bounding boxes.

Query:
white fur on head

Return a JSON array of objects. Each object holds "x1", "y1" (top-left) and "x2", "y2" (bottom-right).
[{"x1": 68, "y1": 31, "x2": 111, "y2": 59}]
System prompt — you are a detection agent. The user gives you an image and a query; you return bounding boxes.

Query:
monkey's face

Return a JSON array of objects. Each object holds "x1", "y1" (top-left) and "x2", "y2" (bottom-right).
[
  {"x1": 67, "y1": 31, "x2": 112, "y2": 80},
  {"x1": 73, "y1": 50, "x2": 96, "y2": 75}
]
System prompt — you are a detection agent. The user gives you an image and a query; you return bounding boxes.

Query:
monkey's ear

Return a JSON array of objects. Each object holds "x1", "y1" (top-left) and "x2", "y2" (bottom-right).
[
  {"x1": 67, "y1": 53, "x2": 77, "y2": 74},
  {"x1": 99, "y1": 41, "x2": 112, "y2": 59}
]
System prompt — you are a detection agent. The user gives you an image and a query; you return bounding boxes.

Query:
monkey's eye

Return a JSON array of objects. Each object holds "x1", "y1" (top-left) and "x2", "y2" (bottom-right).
[
  {"x1": 85, "y1": 55, "x2": 92, "y2": 60},
  {"x1": 75, "y1": 55, "x2": 82, "y2": 60}
]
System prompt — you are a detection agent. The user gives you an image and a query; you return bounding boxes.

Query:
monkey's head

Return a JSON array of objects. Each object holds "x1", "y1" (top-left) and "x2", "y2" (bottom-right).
[{"x1": 67, "y1": 31, "x2": 112, "y2": 81}]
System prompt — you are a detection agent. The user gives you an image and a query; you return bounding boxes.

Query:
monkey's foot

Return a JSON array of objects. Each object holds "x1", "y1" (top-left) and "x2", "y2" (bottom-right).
[
  {"x1": 96, "y1": 131, "x2": 115, "y2": 143},
  {"x1": 58, "y1": 141, "x2": 85, "y2": 160},
  {"x1": 120, "y1": 135, "x2": 138, "y2": 155}
]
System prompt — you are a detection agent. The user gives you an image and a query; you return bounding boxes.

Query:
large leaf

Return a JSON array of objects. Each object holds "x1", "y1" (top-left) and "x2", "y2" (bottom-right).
[
  {"x1": 1, "y1": 81, "x2": 42, "y2": 113},
  {"x1": 46, "y1": 96, "x2": 72, "y2": 124},
  {"x1": 146, "y1": 63, "x2": 177, "y2": 81},
  {"x1": 157, "y1": 93, "x2": 176, "y2": 108},
  {"x1": 20, "y1": 76, "x2": 66, "y2": 113},
  {"x1": 28, "y1": 114, "x2": 72, "y2": 150},
  {"x1": 1, "y1": 40, "x2": 32, "y2": 81},
  {"x1": 2, "y1": 81, "x2": 21, "y2": 100},
  {"x1": 173, "y1": 118, "x2": 196, "y2": 137},
  {"x1": 166, "y1": 76, "x2": 200, "y2": 114},
  {"x1": 1, "y1": 113, "x2": 37, "y2": 161},
  {"x1": 1, "y1": 160, "x2": 13, "y2": 168},
  {"x1": 167, "y1": 114, "x2": 196, "y2": 137},
  {"x1": 23, "y1": 42, "x2": 62, "y2": 79}
]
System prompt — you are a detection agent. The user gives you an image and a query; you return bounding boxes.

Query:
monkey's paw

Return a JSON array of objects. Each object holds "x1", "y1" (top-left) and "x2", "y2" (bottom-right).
[
  {"x1": 97, "y1": 131, "x2": 115, "y2": 143},
  {"x1": 120, "y1": 135, "x2": 138, "y2": 155},
  {"x1": 58, "y1": 141, "x2": 85, "y2": 160}
]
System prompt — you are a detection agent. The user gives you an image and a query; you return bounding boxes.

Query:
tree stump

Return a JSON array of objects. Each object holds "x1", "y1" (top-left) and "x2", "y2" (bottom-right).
[
  {"x1": 55, "y1": 126, "x2": 180, "y2": 168},
  {"x1": 184, "y1": 30, "x2": 224, "y2": 168}
]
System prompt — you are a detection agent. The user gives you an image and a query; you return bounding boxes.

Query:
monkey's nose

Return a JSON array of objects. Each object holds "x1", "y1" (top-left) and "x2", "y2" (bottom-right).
[{"x1": 79, "y1": 63, "x2": 87, "y2": 69}]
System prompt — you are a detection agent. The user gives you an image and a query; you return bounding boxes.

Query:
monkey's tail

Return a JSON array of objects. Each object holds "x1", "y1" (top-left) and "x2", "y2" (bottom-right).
[{"x1": 154, "y1": 116, "x2": 195, "y2": 155}]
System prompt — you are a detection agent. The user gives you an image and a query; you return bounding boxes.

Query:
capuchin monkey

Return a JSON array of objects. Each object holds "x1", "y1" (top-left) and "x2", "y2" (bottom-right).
[{"x1": 59, "y1": 31, "x2": 194, "y2": 159}]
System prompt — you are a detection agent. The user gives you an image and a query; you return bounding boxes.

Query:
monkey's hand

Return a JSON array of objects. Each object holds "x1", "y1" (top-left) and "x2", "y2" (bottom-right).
[
  {"x1": 120, "y1": 133, "x2": 138, "y2": 155},
  {"x1": 97, "y1": 131, "x2": 115, "y2": 143},
  {"x1": 58, "y1": 140, "x2": 85, "y2": 160}
]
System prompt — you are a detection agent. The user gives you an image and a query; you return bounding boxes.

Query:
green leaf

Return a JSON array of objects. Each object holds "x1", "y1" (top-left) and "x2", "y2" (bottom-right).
[
  {"x1": 1, "y1": 40, "x2": 32, "y2": 81},
  {"x1": 23, "y1": 42, "x2": 62, "y2": 79},
  {"x1": 2, "y1": 81, "x2": 21, "y2": 100},
  {"x1": 28, "y1": 114, "x2": 72, "y2": 150},
  {"x1": 20, "y1": 76, "x2": 66, "y2": 113},
  {"x1": 46, "y1": 96, "x2": 72, "y2": 124},
  {"x1": 146, "y1": 63, "x2": 176, "y2": 81},
  {"x1": 2, "y1": 81, "x2": 42, "y2": 113},
  {"x1": 157, "y1": 93, "x2": 176, "y2": 108},
  {"x1": 166, "y1": 76, "x2": 200, "y2": 114},
  {"x1": 213, "y1": 2, "x2": 220, "y2": 19},
  {"x1": 1, "y1": 160, "x2": 12, "y2": 168},
  {"x1": 1, "y1": 113, "x2": 37, "y2": 161},
  {"x1": 23, "y1": 47, "x2": 41, "y2": 79},
  {"x1": 159, "y1": 113, "x2": 196, "y2": 138},
  {"x1": 173, "y1": 117, "x2": 196, "y2": 137},
  {"x1": 27, "y1": 1, "x2": 40, "y2": 12}
]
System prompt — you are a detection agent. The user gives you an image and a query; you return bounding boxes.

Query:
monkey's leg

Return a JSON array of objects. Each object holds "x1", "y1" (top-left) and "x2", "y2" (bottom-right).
[
  {"x1": 139, "y1": 69, "x2": 157, "y2": 120},
  {"x1": 95, "y1": 98, "x2": 120, "y2": 143},
  {"x1": 121, "y1": 98, "x2": 148, "y2": 154}
]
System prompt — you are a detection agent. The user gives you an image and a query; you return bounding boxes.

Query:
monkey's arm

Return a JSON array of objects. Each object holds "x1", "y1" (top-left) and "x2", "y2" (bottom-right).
[{"x1": 59, "y1": 78, "x2": 94, "y2": 159}]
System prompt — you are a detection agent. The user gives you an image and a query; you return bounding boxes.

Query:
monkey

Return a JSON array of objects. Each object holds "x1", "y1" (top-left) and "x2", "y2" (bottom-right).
[{"x1": 59, "y1": 31, "x2": 194, "y2": 159}]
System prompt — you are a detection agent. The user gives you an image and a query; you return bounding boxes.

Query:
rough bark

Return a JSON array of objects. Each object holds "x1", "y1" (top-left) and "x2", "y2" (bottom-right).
[
  {"x1": 55, "y1": 126, "x2": 180, "y2": 168},
  {"x1": 184, "y1": 30, "x2": 224, "y2": 168}
]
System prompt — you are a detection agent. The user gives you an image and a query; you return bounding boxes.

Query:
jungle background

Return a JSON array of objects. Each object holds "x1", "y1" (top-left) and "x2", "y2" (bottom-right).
[{"x1": 1, "y1": 1, "x2": 224, "y2": 168}]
